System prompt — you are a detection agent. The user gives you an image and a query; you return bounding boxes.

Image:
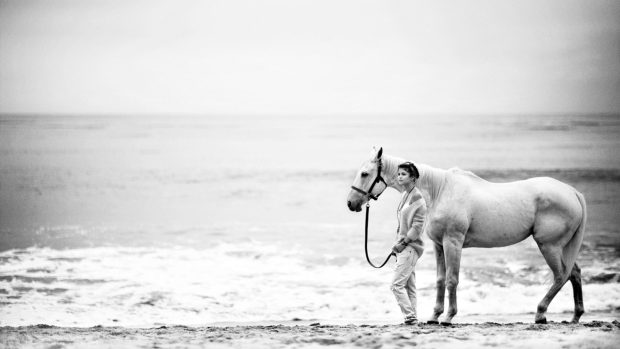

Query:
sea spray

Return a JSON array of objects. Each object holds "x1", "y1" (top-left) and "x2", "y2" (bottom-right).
[{"x1": 1, "y1": 240, "x2": 618, "y2": 327}]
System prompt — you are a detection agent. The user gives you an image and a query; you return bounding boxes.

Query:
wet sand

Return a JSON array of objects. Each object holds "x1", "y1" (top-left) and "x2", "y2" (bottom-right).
[{"x1": 2, "y1": 320, "x2": 619, "y2": 349}]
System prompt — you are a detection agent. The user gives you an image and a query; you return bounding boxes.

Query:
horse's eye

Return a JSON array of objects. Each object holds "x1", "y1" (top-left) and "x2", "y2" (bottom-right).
[{"x1": 361, "y1": 172, "x2": 369, "y2": 178}]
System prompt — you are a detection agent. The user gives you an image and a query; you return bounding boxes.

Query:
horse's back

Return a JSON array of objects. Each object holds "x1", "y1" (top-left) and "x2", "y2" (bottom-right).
[
  {"x1": 477, "y1": 176, "x2": 583, "y2": 223},
  {"x1": 452, "y1": 171, "x2": 580, "y2": 206}
]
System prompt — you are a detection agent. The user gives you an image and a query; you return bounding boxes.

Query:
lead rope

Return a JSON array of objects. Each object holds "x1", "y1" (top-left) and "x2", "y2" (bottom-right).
[{"x1": 364, "y1": 202, "x2": 395, "y2": 268}]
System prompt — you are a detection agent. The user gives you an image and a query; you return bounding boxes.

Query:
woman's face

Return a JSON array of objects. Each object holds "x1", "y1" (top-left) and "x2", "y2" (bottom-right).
[{"x1": 397, "y1": 169, "x2": 415, "y2": 186}]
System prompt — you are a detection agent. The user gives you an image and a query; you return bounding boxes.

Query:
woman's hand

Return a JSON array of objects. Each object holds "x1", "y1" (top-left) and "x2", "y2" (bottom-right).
[{"x1": 392, "y1": 240, "x2": 407, "y2": 254}]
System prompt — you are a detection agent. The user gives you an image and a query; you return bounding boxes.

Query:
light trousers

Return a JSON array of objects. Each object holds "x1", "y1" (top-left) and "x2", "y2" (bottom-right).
[{"x1": 390, "y1": 245, "x2": 419, "y2": 320}]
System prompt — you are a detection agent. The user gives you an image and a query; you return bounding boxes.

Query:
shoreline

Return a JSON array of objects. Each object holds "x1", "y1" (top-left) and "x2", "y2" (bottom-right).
[
  {"x1": 2, "y1": 320, "x2": 619, "y2": 349},
  {"x1": 4, "y1": 311, "x2": 618, "y2": 329}
]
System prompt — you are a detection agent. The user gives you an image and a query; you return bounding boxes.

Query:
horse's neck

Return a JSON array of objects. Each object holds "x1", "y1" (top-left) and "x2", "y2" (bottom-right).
[
  {"x1": 382, "y1": 155, "x2": 446, "y2": 205},
  {"x1": 416, "y1": 164, "x2": 446, "y2": 205},
  {"x1": 381, "y1": 154, "x2": 406, "y2": 189}
]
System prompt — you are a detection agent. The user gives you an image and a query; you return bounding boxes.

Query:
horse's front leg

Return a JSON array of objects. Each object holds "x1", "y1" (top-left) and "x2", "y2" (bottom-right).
[
  {"x1": 442, "y1": 233, "x2": 465, "y2": 325},
  {"x1": 428, "y1": 241, "x2": 445, "y2": 324}
]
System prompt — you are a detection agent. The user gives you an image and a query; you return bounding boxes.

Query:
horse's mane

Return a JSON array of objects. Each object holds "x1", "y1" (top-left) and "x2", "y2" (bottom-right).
[{"x1": 448, "y1": 167, "x2": 486, "y2": 181}]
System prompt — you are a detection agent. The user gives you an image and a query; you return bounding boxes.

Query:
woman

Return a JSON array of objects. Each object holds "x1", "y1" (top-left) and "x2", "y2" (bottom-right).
[{"x1": 391, "y1": 161, "x2": 426, "y2": 325}]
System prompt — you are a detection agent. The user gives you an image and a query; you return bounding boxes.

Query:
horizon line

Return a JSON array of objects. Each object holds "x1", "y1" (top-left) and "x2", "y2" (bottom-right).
[{"x1": 1, "y1": 111, "x2": 619, "y2": 118}]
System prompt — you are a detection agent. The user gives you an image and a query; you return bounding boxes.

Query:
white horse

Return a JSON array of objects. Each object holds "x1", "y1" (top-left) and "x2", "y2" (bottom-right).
[{"x1": 347, "y1": 147, "x2": 587, "y2": 324}]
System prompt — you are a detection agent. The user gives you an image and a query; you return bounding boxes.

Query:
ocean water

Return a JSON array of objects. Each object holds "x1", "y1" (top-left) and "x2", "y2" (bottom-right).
[{"x1": 1, "y1": 114, "x2": 619, "y2": 326}]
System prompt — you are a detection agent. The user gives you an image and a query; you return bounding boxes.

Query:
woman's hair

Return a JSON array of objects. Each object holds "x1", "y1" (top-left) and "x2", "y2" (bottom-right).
[{"x1": 398, "y1": 162, "x2": 419, "y2": 179}]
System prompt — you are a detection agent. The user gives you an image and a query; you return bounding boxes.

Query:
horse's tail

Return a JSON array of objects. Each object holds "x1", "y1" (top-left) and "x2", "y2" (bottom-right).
[{"x1": 561, "y1": 190, "x2": 587, "y2": 280}]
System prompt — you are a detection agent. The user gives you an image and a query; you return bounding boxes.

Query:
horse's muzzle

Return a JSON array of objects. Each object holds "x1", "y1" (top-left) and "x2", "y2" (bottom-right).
[{"x1": 347, "y1": 200, "x2": 362, "y2": 212}]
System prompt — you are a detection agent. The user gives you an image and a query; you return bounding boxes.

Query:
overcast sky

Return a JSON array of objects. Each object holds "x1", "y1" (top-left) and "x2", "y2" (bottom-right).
[{"x1": 1, "y1": 0, "x2": 619, "y2": 115}]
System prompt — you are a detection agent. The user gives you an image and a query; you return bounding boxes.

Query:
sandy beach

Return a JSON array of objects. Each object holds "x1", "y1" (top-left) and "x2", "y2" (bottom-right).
[{"x1": 2, "y1": 320, "x2": 619, "y2": 349}]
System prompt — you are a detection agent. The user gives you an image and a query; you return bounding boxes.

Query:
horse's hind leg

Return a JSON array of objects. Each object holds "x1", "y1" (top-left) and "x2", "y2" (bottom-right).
[
  {"x1": 428, "y1": 241, "x2": 446, "y2": 324},
  {"x1": 535, "y1": 244, "x2": 568, "y2": 324},
  {"x1": 569, "y1": 263, "x2": 584, "y2": 323}
]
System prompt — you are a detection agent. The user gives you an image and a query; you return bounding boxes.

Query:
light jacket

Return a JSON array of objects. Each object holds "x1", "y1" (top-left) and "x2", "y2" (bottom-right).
[{"x1": 396, "y1": 187, "x2": 426, "y2": 256}]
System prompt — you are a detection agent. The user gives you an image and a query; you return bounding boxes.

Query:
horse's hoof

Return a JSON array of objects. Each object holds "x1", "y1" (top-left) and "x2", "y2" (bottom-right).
[
  {"x1": 535, "y1": 318, "x2": 547, "y2": 324},
  {"x1": 440, "y1": 322, "x2": 453, "y2": 327},
  {"x1": 427, "y1": 320, "x2": 440, "y2": 325}
]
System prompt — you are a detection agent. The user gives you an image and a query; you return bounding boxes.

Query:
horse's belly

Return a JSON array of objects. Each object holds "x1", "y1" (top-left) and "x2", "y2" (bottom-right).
[
  {"x1": 464, "y1": 211, "x2": 535, "y2": 248},
  {"x1": 463, "y1": 227, "x2": 531, "y2": 248}
]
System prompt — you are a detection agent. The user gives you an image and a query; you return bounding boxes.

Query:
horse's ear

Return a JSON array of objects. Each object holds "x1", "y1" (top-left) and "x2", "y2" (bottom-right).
[{"x1": 370, "y1": 146, "x2": 383, "y2": 160}]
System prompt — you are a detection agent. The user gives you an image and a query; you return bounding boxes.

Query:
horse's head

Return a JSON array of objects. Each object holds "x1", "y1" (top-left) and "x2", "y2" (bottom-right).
[{"x1": 347, "y1": 147, "x2": 388, "y2": 212}]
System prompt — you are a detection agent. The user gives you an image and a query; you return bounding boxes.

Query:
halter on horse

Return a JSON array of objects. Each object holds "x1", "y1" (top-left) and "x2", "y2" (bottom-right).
[
  {"x1": 349, "y1": 152, "x2": 394, "y2": 268},
  {"x1": 350, "y1": 156, "x2": 387, "y2": 202}
]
